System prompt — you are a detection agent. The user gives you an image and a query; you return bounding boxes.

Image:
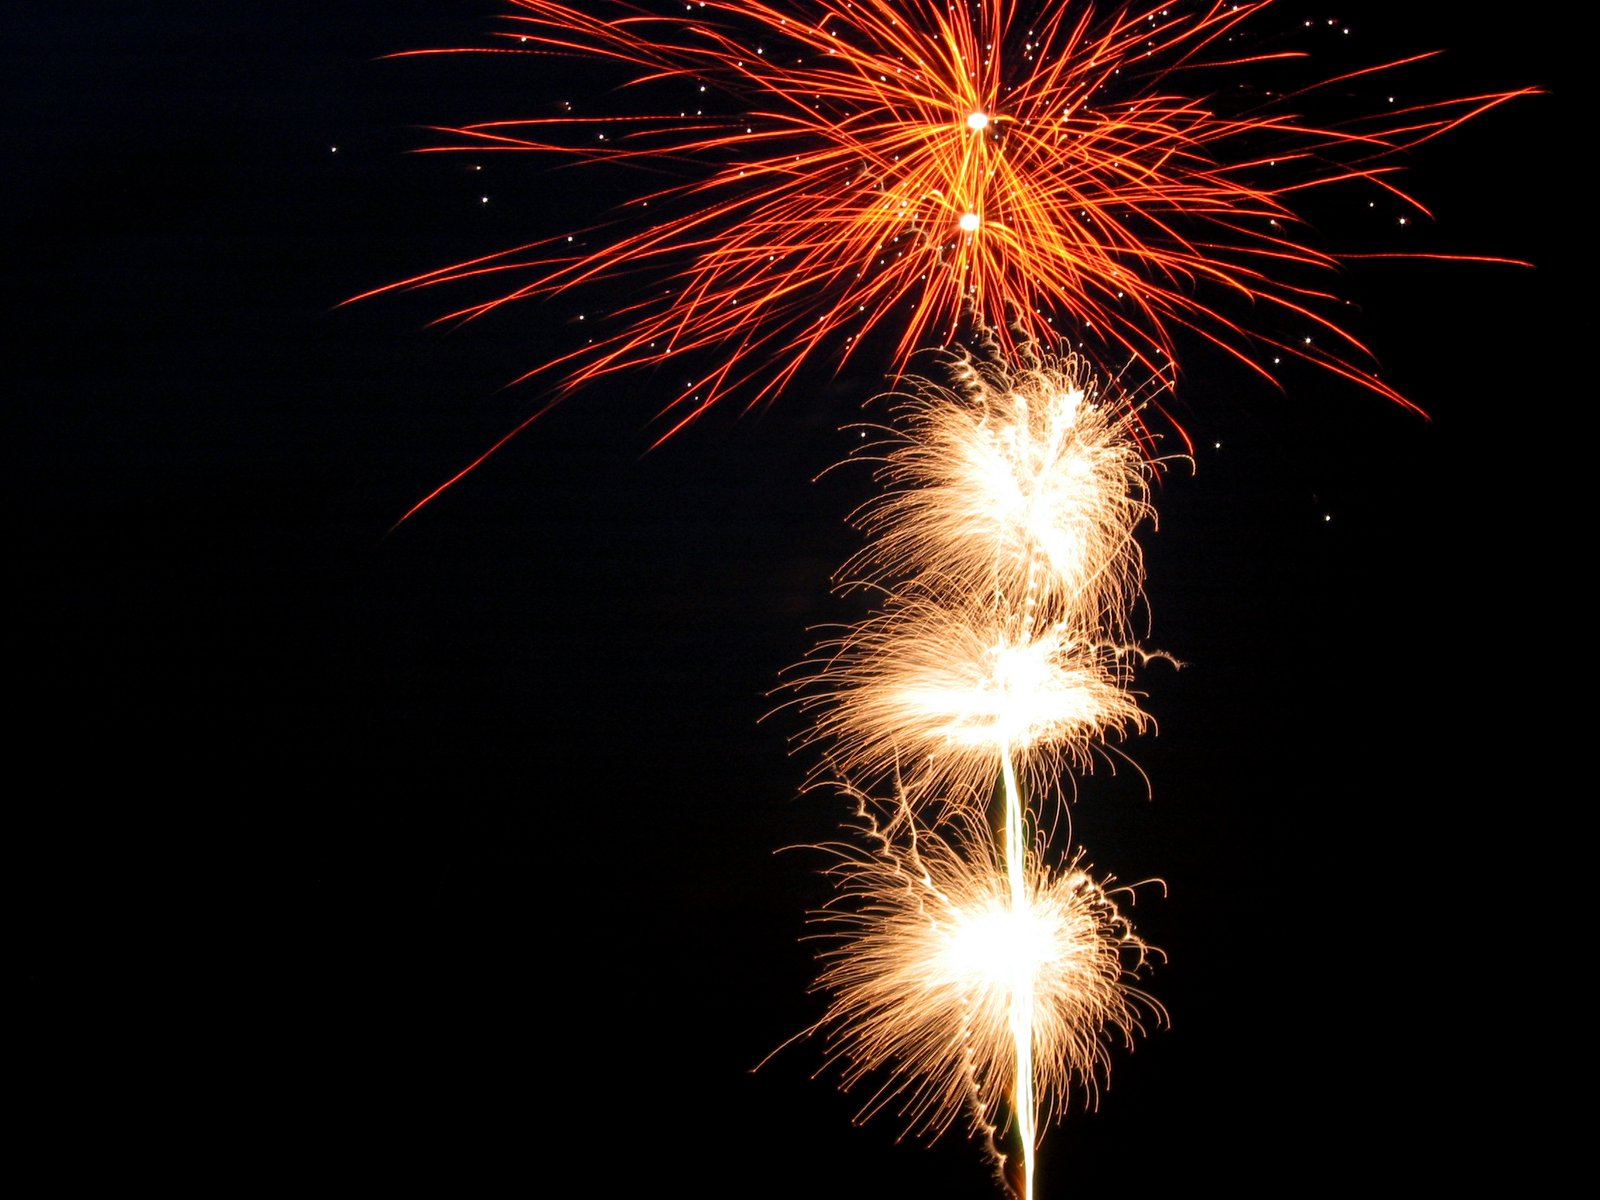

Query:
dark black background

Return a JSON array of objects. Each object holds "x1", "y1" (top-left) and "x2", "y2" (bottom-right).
[{"x1": 11, "y1": 3, "x2": 1567, "y2": 1194}]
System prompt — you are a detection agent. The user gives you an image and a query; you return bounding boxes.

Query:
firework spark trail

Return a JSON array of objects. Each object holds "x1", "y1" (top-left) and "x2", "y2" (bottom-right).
[
  {"x1": 791, "y1": 345, "x2": 1168, "y2": 1197},
  {"x1": 355, "y1": 0, "x2": 1530, "y2": 463},
  {"x1": 998, "y1": 744, "x2": 1036, "y2": 1200}
]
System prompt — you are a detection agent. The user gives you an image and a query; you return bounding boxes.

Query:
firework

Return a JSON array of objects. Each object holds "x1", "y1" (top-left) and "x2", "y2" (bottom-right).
[
  {"x1": 356, "y1": 0, "x2": 1529, "y2": 453},
  {"x1": 786, "y1": 344, "x2": 1167, "y2": 1198},
  {"x1": 354, "y1": 5, "x2": 1531, "y2": 1195},
  {"x1": 839, "y1": 344, "x2": 1158, "y2": 638},
  {"x1": 796, "y1": 594, "x2": 1153, "y2": 807},
  {"x1": 805, "y1": 795, "x2": 1164, "y2": 1188},
  {"x1": 791, "y1": 345, "x2": 1166, "y2": 806}
]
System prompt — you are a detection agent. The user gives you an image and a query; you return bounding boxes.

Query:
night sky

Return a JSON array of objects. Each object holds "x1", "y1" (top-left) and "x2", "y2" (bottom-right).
[{"x1": 12, "y1": 3, "x2": 1567, "y2": 1194}]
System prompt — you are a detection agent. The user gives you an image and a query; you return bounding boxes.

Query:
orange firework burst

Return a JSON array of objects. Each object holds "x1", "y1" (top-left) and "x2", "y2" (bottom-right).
[{"x1": 356, "y1": 0, "x2": 1527, "y2": 468}]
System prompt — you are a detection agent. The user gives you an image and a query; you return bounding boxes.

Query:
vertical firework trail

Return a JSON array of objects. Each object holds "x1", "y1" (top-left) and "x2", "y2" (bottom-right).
[{"x1": 360, "y1": 3, "x2": 1531, "y2": 1195}]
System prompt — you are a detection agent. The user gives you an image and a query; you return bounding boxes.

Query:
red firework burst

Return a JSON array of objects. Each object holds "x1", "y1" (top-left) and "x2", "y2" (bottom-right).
[{"x1": 354, "y1": 0, "x2": 1530, "y2": 507}]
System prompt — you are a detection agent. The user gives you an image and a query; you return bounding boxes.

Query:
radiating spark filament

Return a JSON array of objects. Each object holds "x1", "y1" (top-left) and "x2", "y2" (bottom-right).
[{"x1": 1000, "y1": 745, "x2": 1037, "y2": 1200}]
